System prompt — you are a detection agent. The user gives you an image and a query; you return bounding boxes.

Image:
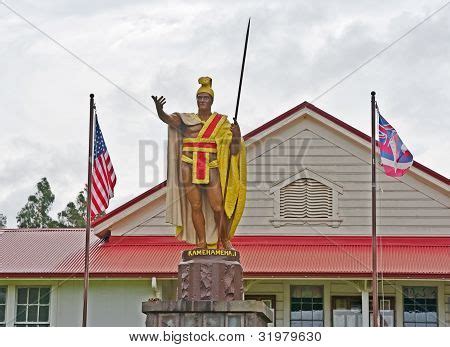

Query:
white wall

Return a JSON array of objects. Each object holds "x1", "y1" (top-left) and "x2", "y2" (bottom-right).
[
  {"x1": 85, "y1": 279, "x2": 152, "y2": 327},
  {"x1": 2, "y1": 278, "x2": 448, "y2": 327},
  {"x1": 0, "y1": 279, "x2": 155, "y2": 327}
]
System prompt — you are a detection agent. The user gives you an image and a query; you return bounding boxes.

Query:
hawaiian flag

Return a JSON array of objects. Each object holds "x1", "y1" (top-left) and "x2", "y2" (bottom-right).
[{"x1": 378, "y1": 109, "x2": 413, "y2": 177}]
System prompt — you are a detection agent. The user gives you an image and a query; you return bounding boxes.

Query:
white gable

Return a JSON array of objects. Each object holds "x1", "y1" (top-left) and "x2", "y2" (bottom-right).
[{"x1": 95, "y1": 105, "x2": 450, "y2": 237}]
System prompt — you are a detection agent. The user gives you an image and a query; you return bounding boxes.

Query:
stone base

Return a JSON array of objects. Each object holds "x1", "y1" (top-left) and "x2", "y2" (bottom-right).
[
  {"x1": 143, "y1": 300, "x2": 273, "y2": 327},
  {"x1": 178, "y1": 249, "x2": 243, "y2": 301},
  {"x1": 142, "y1": 250, "x2": 272, "y2": 327}
]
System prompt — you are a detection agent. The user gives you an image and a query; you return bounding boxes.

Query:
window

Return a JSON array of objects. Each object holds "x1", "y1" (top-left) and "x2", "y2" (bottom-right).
[
  {"x1": 246, "y1": 295, "x2": 276, "y2": 326},
  {"x1": 403, "y1": 286, "x2": 438, "y2": 327},
  {"x1": 332, "y1": 296, "x2": 396, "y2": 327},
  {"x1": 332, "y1": 296, "x2": 362, "y2": 327},
  {"x1": 270, "y1": 169, "x2": 343, "y2": 227},
  {"x1": 0, "y1": 287, "x2": 6, "y2": 327},
  {"x1": 15, "y1": 287, "x2": 50, "y2": 327},
  {"x1": 369, "y1": 297, "x2": 395, "y2": 327},
  {"x1": 291, "y1": 286, "x2": 323, "y2": 327}
]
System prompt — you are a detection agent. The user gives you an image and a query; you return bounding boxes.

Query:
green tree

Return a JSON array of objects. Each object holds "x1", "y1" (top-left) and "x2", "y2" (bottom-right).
[
  {"x1": 58, "y1": 186, "x2": 87, "y2": 227},
  {"x1": 0, "y1": 213, "x2": 6, "y2": 227},
  {"x1": 16, "y1": 177, "x2": 59, "y2": 228}
]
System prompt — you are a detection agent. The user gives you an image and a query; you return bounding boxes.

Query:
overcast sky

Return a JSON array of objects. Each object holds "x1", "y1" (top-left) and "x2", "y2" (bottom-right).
[{"x1": 0, "y1": 0, "x2": 449, "y2": 227}]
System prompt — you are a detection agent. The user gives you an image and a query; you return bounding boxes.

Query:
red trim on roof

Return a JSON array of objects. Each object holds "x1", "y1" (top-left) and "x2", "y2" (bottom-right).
[
  {"x1": 0, "y1": 274, "x2": 442, "y2": 280},
  {"x1": 102, "y1": 235, "x2": 450, "y2": 247},
  {"x1": 243, "y1": 102, "x2": 372, "y2": 143},
  {"x1": 410, "y1": 160, "x2": 449, "y2": 184},
  {"x1": 93, "y1": 102, "x2": 449, "y2": 228},
  {"x1": 0, "y1": 272, "x2": 178, "y2": 279},
  {"x1": 92, "y1": 181, "x2": 166, "y2": 227},
  {"x1": 245, "y1": 102, "x2": 448, "y2": 183}
]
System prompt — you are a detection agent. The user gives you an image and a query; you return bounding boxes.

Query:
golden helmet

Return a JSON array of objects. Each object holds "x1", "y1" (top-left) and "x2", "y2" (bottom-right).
[{"x1": 197, "y1": 76, "x2": 214, "y2": 98}]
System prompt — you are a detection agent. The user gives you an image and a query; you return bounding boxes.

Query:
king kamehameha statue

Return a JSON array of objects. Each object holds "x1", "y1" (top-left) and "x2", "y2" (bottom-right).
[
  {"x1": 152, "y1": 77, "x2": 246, "y2": 250},
  {"x1": 144, "y1": 23, "x2": 272, "y2": 326}
]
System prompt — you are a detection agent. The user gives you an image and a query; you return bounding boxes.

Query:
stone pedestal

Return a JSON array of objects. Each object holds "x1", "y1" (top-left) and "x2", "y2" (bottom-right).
[
  {"x1": 143, "y1": 250, "x2": 273, "y2": 327},
  {"x1": 143, "y1": 300, "x2": 272, "y2": 327},
  {"x1": 178, "y1": 249, "x2": 243, "y2": 301}
]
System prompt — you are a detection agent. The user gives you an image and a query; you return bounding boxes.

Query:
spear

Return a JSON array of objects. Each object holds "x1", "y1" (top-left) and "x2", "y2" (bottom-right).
[
  {"x1": 233, "y1": 17, "x2": 251, "y2": 124},
  {"x1": 220, "y1": 18, "x2": 251, "y2": 249}
]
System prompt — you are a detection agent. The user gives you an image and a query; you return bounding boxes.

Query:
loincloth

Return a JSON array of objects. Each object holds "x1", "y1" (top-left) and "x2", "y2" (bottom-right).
[{"x1": 181, "y1": 114, "x2": 225, "y2": 184}]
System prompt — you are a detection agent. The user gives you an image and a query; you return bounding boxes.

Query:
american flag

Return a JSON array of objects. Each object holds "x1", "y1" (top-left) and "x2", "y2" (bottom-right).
[
  {"x1": 378, "y1": 110, "x2": 413, "y2": 177},
  {"x1": 91, "y1": 117, "x2": 116, "y2": 218}
]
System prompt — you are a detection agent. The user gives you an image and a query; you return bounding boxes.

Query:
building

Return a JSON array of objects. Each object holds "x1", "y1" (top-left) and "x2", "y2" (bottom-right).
[{"x1": 1, "y1": 102, "x2": 449, "y2": 327}]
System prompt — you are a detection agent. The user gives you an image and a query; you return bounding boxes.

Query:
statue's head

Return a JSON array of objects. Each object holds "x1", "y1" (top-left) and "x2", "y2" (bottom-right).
[{"x1": 196, "y1": 76, "x2": 213, "y2": 111}]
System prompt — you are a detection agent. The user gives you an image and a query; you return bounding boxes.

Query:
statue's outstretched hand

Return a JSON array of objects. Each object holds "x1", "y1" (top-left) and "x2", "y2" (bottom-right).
[
  {"x1": 151, "y1": 95, "x2": 166, "y2": 112},
  {"x1": 151, "y1": 95, "x2": 180, "y2": 128}
]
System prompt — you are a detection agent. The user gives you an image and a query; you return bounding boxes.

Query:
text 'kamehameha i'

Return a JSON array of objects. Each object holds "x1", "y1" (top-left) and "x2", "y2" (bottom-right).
[{"x1": 186, "y1": 249, "x2": 238, "y2": 257}]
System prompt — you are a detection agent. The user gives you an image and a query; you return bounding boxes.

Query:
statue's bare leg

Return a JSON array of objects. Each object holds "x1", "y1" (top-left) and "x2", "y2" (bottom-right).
[
  {"x1": 205, "y1": 168, "x2": 234, "y2": 250},
  {"x1": 181, "y1": 162, "x2": 206, "y2": 248}
]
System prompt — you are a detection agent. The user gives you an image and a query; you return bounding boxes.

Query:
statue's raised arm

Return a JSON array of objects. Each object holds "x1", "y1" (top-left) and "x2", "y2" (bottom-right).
[{"x1": 151, "y1": 95, "x2": 181, "y2": 128}]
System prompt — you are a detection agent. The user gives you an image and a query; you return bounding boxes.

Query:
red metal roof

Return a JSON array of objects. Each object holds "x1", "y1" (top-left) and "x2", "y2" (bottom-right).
[
  {"x1": 1, "y1": 230, "x2": 449, "y2": 279},
  {"x1": 92, "y1": 101, "x2": 449, "y2": 228},
  {"x1": 0, "y1": 229, "x2": 101, "y2": 276}
]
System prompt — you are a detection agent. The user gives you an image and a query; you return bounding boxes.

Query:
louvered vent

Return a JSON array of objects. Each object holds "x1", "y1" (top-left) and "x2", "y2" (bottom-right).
[{"x1": 280, "y1": 178, "x2": 332, "y2": 219}]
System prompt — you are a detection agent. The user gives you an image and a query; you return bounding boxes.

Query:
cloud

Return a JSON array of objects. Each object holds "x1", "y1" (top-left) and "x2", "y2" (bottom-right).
[{"x1": 0, "y1": 0, "x2": 448, "y2": 227}]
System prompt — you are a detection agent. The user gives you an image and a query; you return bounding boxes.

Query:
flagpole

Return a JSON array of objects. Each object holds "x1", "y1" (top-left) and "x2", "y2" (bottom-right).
[
  {"x1": 83, "y1": 93, "x2": 95, "y2": 327},
  {"x1": 371, "y1": 91, "x2": 379, "y2": 327}
]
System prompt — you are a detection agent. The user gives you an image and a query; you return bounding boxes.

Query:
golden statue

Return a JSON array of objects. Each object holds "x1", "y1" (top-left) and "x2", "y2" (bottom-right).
[{"x1": 152, "y1": 77, "x2": 246, "y2": 249}]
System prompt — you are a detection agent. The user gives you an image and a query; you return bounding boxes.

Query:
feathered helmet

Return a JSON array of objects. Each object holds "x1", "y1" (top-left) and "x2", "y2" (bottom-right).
[{"x1": 196, "y1": 76, "x2": 214, "y2": 99}]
